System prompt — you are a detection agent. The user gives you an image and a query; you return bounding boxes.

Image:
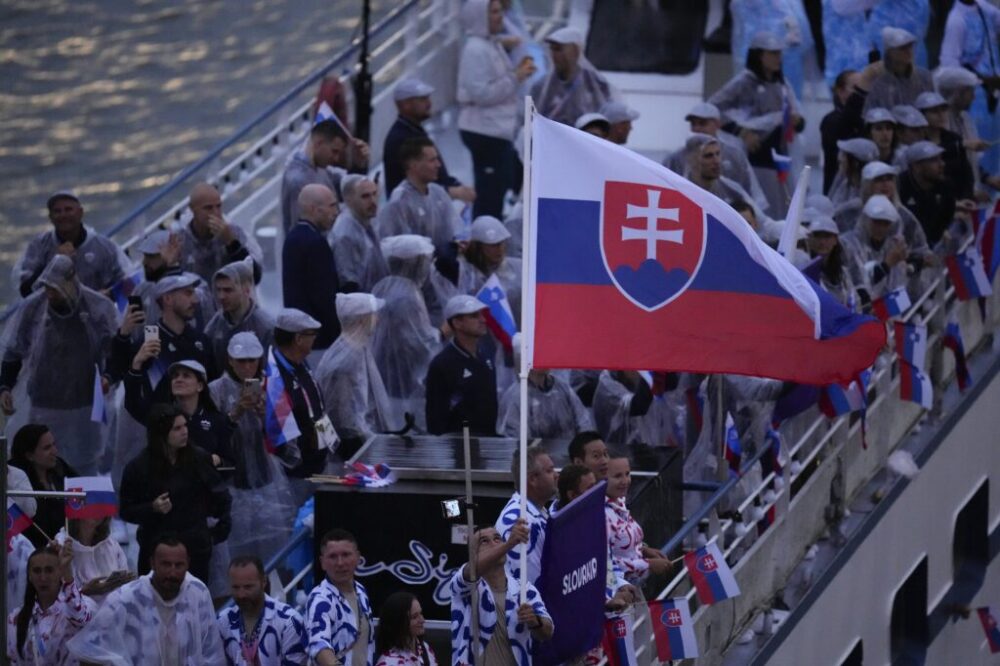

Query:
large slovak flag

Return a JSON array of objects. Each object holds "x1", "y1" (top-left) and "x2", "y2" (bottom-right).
[
  {"x1": 476, "y1": 273, "x2": 518, "y2": 354},
  {"x1": 64, "y1": 477, "x2": 117, "y2": 520},
  {"x1": 526, "y1": 111, "x2": 884, "y2": 384},
  {"x1": 683, "y1": 542, "x2": 741, "y2": 605},
  {"x1": 946, "y1": 248, "x2": 993, "y2": 301},
  {"x1": 899, "y1": 359, "x2": 933, "y2": 409},
  {"x1": 894, "y1": 322, "x2": 928, "y2": 370},
  {"x1": 979, "y1": 607, "x2": 1000, "y2": 653},
  {"x1": 649, "y1": 598, "x2": 699, "y2": 660},
  {"x1": 263, "y1": 349, "x2": 301, "y2": 452}
]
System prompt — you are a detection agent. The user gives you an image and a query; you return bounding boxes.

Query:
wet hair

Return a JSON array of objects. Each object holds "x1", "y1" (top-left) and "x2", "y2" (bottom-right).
[
  {"x1": 68, "y1": 516, "x2": 112, "y2": 545},
  {"x1": 16, "y1": 547, "x2": 60, "y2": 657},
  {"x1": 375, "y1": 591, "x2": 420, "y2": 656},
  {"x1": 229, "y1": 555, "x2": 265, "y2": 578},
  {"x1": 607, "y1": 447, "x2": 630, "y2": 462},
  {"x1": 557, "y1": 463, "x2": 594, "y2": 507},
  {"x1": 568, "y1": 431, "x2": 603, "y2": 461},
  {"x1": 311, "y1": 119, "x2": 348, "y2": 143},
  {"x1": 464, "y1": 240, "x2": 504, "y2": 274},
  {"x1": 151, "y1": 532, "x2": 188, "y2": 560},
  {"x1": 819, "y1": 241, "x2": 848, "y2": 287},
  {"x1": 745, "y1": 48, "x2": 784, "y2": 83},
  {"x1": 10, "y1": 424, "x2": 52, "y2": 470},
  {"x1": 146, "y1": 403, "x2": 195, "y2": 475},
  {"x1": 730, "y1": 198, "x2": 756, "y2": 218},
  {"x1": 399, "y1": 136, "x2": 435, "y2": 167},
  {"x1": 833, "y1": 70, "x2": 857, "y2": 93},
  {"x1": 320, "y1": 528, "x2": 359, "y2": 550}
]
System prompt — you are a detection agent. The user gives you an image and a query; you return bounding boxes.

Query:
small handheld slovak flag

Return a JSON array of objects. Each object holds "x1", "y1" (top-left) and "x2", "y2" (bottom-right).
[
  {"x1": 771, "y1": 149, "x2": 792, "y2": 184},
  {"x1": 601, "y1": 614, "x2": 637, "y2": 666},
  {"x1": 946, "y1": 247, "x2": 993, "y2": 301},
  {"x1": 899, "y1": 359, "x2": 933, "y2": 409},
  {"x1": 683, "y1": 542, "x2": 741, "y2": 605},
  {"x1": 819, "y1": 370, "x2": 869, "y2": 418},
  {"x1": 315, "y1": 101, "x2": 352, "y2": 137},
  {"x1": 476, "y1": 274, "x2": 518, "y2": 355},
  {"x1": 108, "y1": 269, "x2": 143, "y2": 314},
  {"x1": 90, "y1": 365, "x2": 107, "y2": 425},
  {"x1": 943, "y1": 318, "x2": 971, "y2": 391},
  {"x1": 7, "y1": 502, "x2": 33, "y2": 550},
  {"x1": 649, "y1": 598, "x2": 699, "y2": 660},
  {"x1": 974, "y1": 205, "x2": 1000, "y2": 281},
  {"x1": 978, "y1": 607, "x2": 1000, "y2": 654},
  {"x1": 341, "y1": 462, "x2": 396, "y2": 488},
  {"x1": 64, "y1": 477, "x2": 117, "y2": 520},
  {"x1": 893, "y1": 322, "x2": 928, "y2": 370},
  {"x1": 263, "y1": 349, "x2": 301, "y2": 452},
  {"x1": 871, "y1": 287, "x2": 911, "y2": 321}
]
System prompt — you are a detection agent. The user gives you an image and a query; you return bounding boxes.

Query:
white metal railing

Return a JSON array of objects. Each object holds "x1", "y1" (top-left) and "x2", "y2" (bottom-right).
[{"x1": 602, "y1": 236, "x2": 998, "y2": 664}]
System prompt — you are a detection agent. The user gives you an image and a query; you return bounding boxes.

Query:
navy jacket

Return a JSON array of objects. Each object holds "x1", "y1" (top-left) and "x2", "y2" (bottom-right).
[{"x1": 282, "y1": 220, "x2": 340, "y2": 348}]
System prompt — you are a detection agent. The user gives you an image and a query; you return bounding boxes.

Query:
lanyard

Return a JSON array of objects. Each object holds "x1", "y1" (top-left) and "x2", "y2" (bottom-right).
[{"x1": 239, "y1": 611, "x2": 264, "y2": 665}]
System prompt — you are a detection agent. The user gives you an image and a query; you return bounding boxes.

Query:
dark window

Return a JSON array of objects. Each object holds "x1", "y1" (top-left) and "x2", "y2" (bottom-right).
[
  {"x1": 840, "y1": 638, "x2": 863, "y2": 666},
  {"x1": 953, "y1": 481, "x2": 989, "y2": 581},
  {"x1": 890, "y1": 557, "x2": 928, "y2": 665}
]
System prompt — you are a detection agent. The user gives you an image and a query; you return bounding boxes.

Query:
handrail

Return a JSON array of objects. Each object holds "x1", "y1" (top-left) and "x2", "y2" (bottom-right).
[
  {"x1": 103, "y1": 0, "x2": 423, "y2": 241},
  {"x1": 263, "y1": 528, "x2": 311, "y2": 576}
]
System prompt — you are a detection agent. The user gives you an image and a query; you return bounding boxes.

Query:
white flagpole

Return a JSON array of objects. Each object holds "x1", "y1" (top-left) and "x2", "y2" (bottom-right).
[
  {"x1": 517, "y1": 96, "x2": 537, "y2": 606},
  {"x1": 777, "y1": 165, "x2": 810, "y2": 259}
]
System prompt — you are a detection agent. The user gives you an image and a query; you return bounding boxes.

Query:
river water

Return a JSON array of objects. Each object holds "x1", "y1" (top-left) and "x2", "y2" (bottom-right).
[{"x1": 0, "y1": 0, "x2": 387, "y2": 304}]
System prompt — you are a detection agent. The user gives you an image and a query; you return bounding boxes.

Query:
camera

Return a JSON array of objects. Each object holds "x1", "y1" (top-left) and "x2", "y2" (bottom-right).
[{"x1": 440, "y1": 498, "x2": 464, "y2": 519}]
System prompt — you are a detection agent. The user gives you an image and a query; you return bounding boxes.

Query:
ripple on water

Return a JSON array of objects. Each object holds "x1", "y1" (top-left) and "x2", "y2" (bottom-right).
[{"x1": 0, "y1": 0, "x2": 388, "y2": 303}]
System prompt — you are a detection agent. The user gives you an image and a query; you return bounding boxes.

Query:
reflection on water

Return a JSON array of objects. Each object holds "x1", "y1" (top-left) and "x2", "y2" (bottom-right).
[{"x1": 0, "y1": 0, "x2": 382, "y2": 304}]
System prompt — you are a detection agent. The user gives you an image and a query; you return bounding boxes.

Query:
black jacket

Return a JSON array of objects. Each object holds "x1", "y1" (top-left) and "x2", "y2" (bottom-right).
[
  {"x1": 425, "y1": 339, "x2": 498, "y2": 436},
  {"x1": 820, "y1": 89, "x2": 867, "y2": 193},
  {"x1": 119, "y1": 445, "x2": 231, "y2": 549}
]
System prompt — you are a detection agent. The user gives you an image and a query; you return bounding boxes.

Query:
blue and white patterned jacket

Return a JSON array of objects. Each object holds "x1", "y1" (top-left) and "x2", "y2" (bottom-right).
[
  {"x1": 495, "y1": 492, "x2": 549, "y2": 584},
  {"x1": 217, "y1": 595, "x2": 307, "y2": 666},
  {"x1": 449, "y1": 567, "x2": 551, "y2": 666},
  {"x1": 306, "y1": 578, "x2": 375, "y2": 665}
]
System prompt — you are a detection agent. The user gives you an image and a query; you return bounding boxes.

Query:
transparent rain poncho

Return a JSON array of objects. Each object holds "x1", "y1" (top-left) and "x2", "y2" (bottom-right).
[
  {"x1": 13, "y1": 224, "x2": 133, "y2": 297},
  {"x1": 329, "y1": 204, "x2": 389, "y2": 292},
  {"x1": 209, "y1": 372, "x2": 297, "y2": 561},
  {"x1": 1, "y1": 256, "x2": 119, "y2": 474},
  {"x1": 591, "y1": 370, "x2": 682, "y2": 449},
  {"x1": 840, "y1": 209, "x2": 912, "y2": 301},
  {"x1": 315, "y1": 293, "x2": 397, "y2": 443},
  {"x1": 497, "y1": 370, "x2": 593, "y2": 439},
  {"x1": 66, "y1": 573, "x2": 226, "y2": 666},
  {"x1": 370, "y1": 236, "x2": 443, "y2": 431}
]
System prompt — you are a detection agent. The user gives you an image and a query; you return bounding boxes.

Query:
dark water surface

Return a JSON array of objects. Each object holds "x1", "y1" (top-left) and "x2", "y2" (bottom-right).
[{"x1": 0, "y1": 0, "x2": 385, "y2": 304}]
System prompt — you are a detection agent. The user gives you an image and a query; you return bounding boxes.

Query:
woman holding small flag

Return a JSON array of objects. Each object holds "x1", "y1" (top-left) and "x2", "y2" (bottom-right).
[
  {"x1": 6, "y1": 540, "x2": 96, "y2": 665},
  {"x1": 9, "y1": 424, "x2": 78, "y2": 550}
]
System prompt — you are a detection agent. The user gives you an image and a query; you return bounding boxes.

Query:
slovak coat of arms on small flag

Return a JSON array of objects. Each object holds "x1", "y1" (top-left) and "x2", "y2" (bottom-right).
[
  {"x1": 64, "y1": 477, "x2": 118, "y2": 520},
  {"x1": 601, "y1": 614, "x2": 638, "y2": 666},
  {"x1": 649, "y1": 598, "x2": 699, "y2": 660},
  {"x1": 683, "y1": 541, "x2": 741, "y2": 605}
]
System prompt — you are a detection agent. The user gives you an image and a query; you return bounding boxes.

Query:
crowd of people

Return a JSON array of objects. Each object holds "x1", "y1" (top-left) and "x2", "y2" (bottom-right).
[{"x1": 4, "y1": 0, "x2": 999, "y2": 663}]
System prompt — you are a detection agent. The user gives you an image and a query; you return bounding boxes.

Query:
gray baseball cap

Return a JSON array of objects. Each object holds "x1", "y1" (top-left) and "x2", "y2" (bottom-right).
[
  {"x1": 444, "y1": 295, "x2": 487, "y2": 320},
  {"x1": 275, "y1": 307, "x2": 322, "y2": 333},
  {"x1": 136, "y1": 229, "x2": 171, "y2": 255},
  {"x1": 905, "y1": 140, "x2": 945, "y2": 164},
  {"x1": 601, "y1": 101, "x2": 640, "y2": 124},
  {"x1": 151, "y1": 273, "x2": 201, "y2": 300},
  {"x1": 836, "y1": 137, "x2": 879, "y2": 162},
  {"x1": 393, "y1": 78, "x2": 434, "y2": 102},
  {"x1": 227, "y1": 332, "x2": 265, "y2": 359}
]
